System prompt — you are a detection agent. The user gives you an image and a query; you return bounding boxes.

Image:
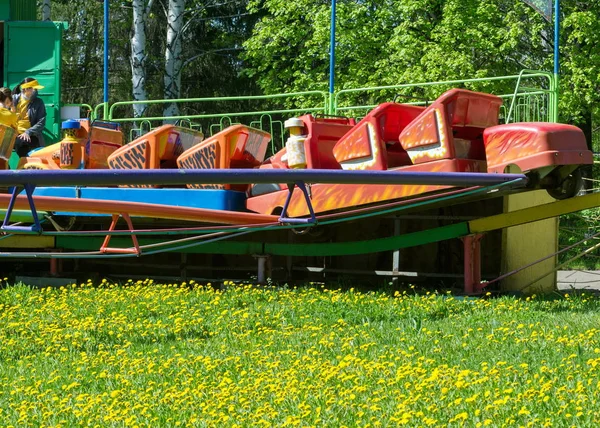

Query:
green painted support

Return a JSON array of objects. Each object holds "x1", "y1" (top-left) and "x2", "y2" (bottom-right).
[
  {"x1": 265, "y1": 223, "x2": 469, "y2": 256},
  {"x1": 0, "y1": 209, "x2": 48, "y2": 224},
  {"x1": 55, "y1": 223, "x2": 469, "y2": 256},
  {"x1": 56, "y1": 236, "x2": 264, "y2": 255}
]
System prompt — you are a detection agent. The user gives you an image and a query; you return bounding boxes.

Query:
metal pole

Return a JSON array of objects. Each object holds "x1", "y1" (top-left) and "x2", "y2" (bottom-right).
[
  {"x1": 553, "y1": 0, "x2": 560, "y2": 121},
  {"x1": 554, "y1": 0, "x2": 559, "y2": 76},
  {"x1": 328, "y1": 0, "x2": 337, "y2": 114},
  {"x1": 104, "y1": 0, "x2": 109, "y2": 114},
  {"x1": 0, "y1": 169, "x2": 528, "y2": 187}
]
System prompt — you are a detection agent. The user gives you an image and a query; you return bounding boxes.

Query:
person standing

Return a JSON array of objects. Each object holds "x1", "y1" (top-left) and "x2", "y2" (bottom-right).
[{"x1": 12, "y1": 77, "x2": 46, "y2": 157}]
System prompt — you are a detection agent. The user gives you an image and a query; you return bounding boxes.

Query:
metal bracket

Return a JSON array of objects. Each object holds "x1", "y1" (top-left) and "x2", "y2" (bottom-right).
[
  {"x1": 2, "y1": 184, "x2": 42, "y2": 233},
  {"x1": 279, "y1": 181, "x2": 317, "y2": 225},
  {"x1": 100, "y1": 213, "x2": 141, "y2": 255}
]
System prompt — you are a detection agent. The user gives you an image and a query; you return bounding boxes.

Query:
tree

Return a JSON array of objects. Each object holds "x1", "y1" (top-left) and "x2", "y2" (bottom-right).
[
  {"x1": 163, "y1": 0, "x2": 186, "y2": 119},
  {"x1": 559, "y1": 1, "x2": 600, "y2": 125},
  {"x1": 131, "y1": 0, "x2": 155, "y2": 118},
  {"x1": 243, "y1": 0, "x2": 552, "y2": 100}
]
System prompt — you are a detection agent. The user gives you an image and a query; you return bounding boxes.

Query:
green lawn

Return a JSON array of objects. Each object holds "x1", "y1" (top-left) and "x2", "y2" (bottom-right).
[{"x1": 0, "y1": 280, "x2": 599, "y2": 427}]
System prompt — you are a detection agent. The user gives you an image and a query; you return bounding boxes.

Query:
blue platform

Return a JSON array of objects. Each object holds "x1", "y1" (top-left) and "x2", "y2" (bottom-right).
[{"x1": 33, "y1": 187, "x2": 247, "y2": 216}]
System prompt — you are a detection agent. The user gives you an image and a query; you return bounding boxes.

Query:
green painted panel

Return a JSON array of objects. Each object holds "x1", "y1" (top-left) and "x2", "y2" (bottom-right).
[
  {"x1": 55, "y1": 223, "x2": 470, "y2": 256},
  {"x1": 4, "y1": 21, "x2": 65, "y2": 143},
  {"x1": 10, "y1": 0, "x2": 36, "y2": 21},
  {"x1": 0, "y1": 1, "x2": 9, "y2": 21}
]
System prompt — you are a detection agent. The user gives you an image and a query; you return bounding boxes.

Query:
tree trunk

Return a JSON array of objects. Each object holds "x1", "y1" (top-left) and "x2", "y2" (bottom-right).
[
  {"x1": 131, "y1": 0, "x2": 153, "y2": 121},
  {"x1": 164, "y1": 0, "x2": 186, "y2": 121},
  {"x1": 41, "y1": 0, "x2": 51, "y2": 21}
]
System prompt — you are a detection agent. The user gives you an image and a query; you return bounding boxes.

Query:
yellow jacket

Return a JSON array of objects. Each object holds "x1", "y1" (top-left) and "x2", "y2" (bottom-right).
[{"x1": 0, "y1": 107, "x2": 17, "y2": 130}]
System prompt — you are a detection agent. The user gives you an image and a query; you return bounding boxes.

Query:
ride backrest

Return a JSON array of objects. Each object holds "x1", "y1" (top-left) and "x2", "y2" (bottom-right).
[
  {"x1": 177, "y1": 124, "x2": 270, "y2": 191},
  {"x1": 108, "y1": 125, "x2": 204, "y2": 188},
  {"x1": 0, "y1": 124, "x2": 17, "y2": 161},
  {"x1": 398, "y1": 89, "x2": 502, "y2": 164},
  {"x1": 299, "y1": 115, "x2": 356, "y2": 170},
  {"x1": 333, "y1": 103, "x2": 424, "y2": 170},
  {"x1": 85, "y1": 121, "x2": 124, "y2": 169}
]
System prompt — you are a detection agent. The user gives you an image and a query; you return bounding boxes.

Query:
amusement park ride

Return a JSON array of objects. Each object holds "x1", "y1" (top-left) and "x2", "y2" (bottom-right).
[
  {"x1": 0, "y1": 0, "x2": 594, "y2": 294},
  {"x1": 0, "y1": 86, "x2": 595, "y2": 294}
]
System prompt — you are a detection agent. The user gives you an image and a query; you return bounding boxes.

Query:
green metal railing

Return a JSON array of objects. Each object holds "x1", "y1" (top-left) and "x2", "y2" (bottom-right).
[
  {"x1": 505, "y1": 69, "x2": 557, "y2": 123},
  {"x1": 103, "y1": 91, "x2": 328, "y2": 155},
  {"x1": 82, "y1": 70, "x2": 556, "y2": 153},
  {"x1": 334, "y1": 70, "x2": 556, "y2": 124}
]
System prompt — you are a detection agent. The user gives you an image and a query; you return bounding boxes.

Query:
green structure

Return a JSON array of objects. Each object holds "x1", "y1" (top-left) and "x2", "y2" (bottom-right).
[{"x1": 0, "y1": 0, "x2": 65, "y2": 144}]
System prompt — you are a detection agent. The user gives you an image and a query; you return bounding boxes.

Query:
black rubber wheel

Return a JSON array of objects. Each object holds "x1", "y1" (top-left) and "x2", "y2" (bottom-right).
[{"x1": 546, "y1": 168, "x2": 583, "y2": 200}]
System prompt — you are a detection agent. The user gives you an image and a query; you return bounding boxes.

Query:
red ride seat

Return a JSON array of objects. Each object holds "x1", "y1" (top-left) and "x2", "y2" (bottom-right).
[
  {"x1": 332, "y1": 102, "x2": 425, "y2": 170},
  {"x1": 398, "y1": 89, "x2": 502, "y2": 168}
]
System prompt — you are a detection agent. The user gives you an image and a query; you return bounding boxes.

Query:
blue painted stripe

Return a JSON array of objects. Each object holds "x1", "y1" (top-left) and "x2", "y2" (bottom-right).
[{"x1": 33, "y1": 187, "x2": 247, "y2": 217}]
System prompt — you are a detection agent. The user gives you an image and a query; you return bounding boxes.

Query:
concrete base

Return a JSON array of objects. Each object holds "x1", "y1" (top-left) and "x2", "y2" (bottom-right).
[
  {"x1": 557, "y1": 271, "x2": 600, "y2": 291},
  {"x1": 502, "y1": 190, "x2": 558, "y2": 294}
]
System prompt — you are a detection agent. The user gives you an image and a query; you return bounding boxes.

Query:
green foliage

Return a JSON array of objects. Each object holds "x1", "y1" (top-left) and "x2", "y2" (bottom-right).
[
  {"x1": 560, "y1": 1, "x2": 600, "y2": 123},
  {"x1": 243, "y1": 0, "x2": 550, "y2": 97},
  {"x1": 51, "y1": 1, "x2": 107, "y2": 105},
  {"x1": 559, "y1": 207, "x2": 600, "y2": 270}
]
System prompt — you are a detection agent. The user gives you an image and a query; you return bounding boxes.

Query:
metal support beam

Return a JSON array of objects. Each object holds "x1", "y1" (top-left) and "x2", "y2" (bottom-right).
[
  {"x1": 469, "y1": 191, "x2": 600, "y2": 233},
  {"x1": 392, "y1": 217, "x2": 401, "y2": 284},
  {"x1": 2, "y1": 184, "x2": 42, "y2": 233},
  {"x1": 462, "y1": 234, "x2": 484, "y2": 295},
  {"x1": 254, "y1": 254, "x2": 271, "y2": 283},
  {"x1": 100, "y1": 213, "x2": 141, "y2": 255},
  {"x1": 50, "y1": 258, "x2": 59, "y2": 276},
  {"x1": 180, "y1": 253, "x2": 188, "y2": 281},
  {"x1": 0, "y1": 169, "x2": 527, "y2": 187},
  {"x1": 104, "y1": 0, "x2": 109, "y2": 106},
  {"x1": 279, "y1": 181, "x2": 317, "y2": 225}
]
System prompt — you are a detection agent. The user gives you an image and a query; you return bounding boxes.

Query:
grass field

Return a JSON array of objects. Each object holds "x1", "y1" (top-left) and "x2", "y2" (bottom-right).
[{"x1": 0, "y1": 280, "x2": 599, "y2": 427}]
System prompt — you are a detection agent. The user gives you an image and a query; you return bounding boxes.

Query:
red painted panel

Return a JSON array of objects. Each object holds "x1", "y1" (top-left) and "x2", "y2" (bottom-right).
[
  {"x1": 483, "y1": 122, "x2": 593, "y2": 173},
  {"x1": 246, "y1": 159, "x2": 485, "y2": 216},
  {"x1": 333, "y1": 103, "x2": 423, "y2": 170},
  {"x1": 333, "y1": 124, "x2": 373, "y2": 162}
]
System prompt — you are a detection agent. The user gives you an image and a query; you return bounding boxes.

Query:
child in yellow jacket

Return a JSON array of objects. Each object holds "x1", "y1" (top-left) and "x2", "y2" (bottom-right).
[
  {"x1": 0, "y1": 87, "x2": 17, "y2": 130},
  {"x1": 0, "y1": 87, "x2": 18, "y2": 168}
]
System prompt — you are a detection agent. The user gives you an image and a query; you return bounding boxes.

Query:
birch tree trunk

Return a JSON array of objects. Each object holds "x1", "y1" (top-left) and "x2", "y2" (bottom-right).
[
  {"x1": 163, "y1": 0, "x2": 186, "y2": 121},
  {"x1": 41, "y1": 0, "x2": 51, "y2": 21},
  {"x1": 131, "y1": 0, "x2": 154, "y2": 120}
]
